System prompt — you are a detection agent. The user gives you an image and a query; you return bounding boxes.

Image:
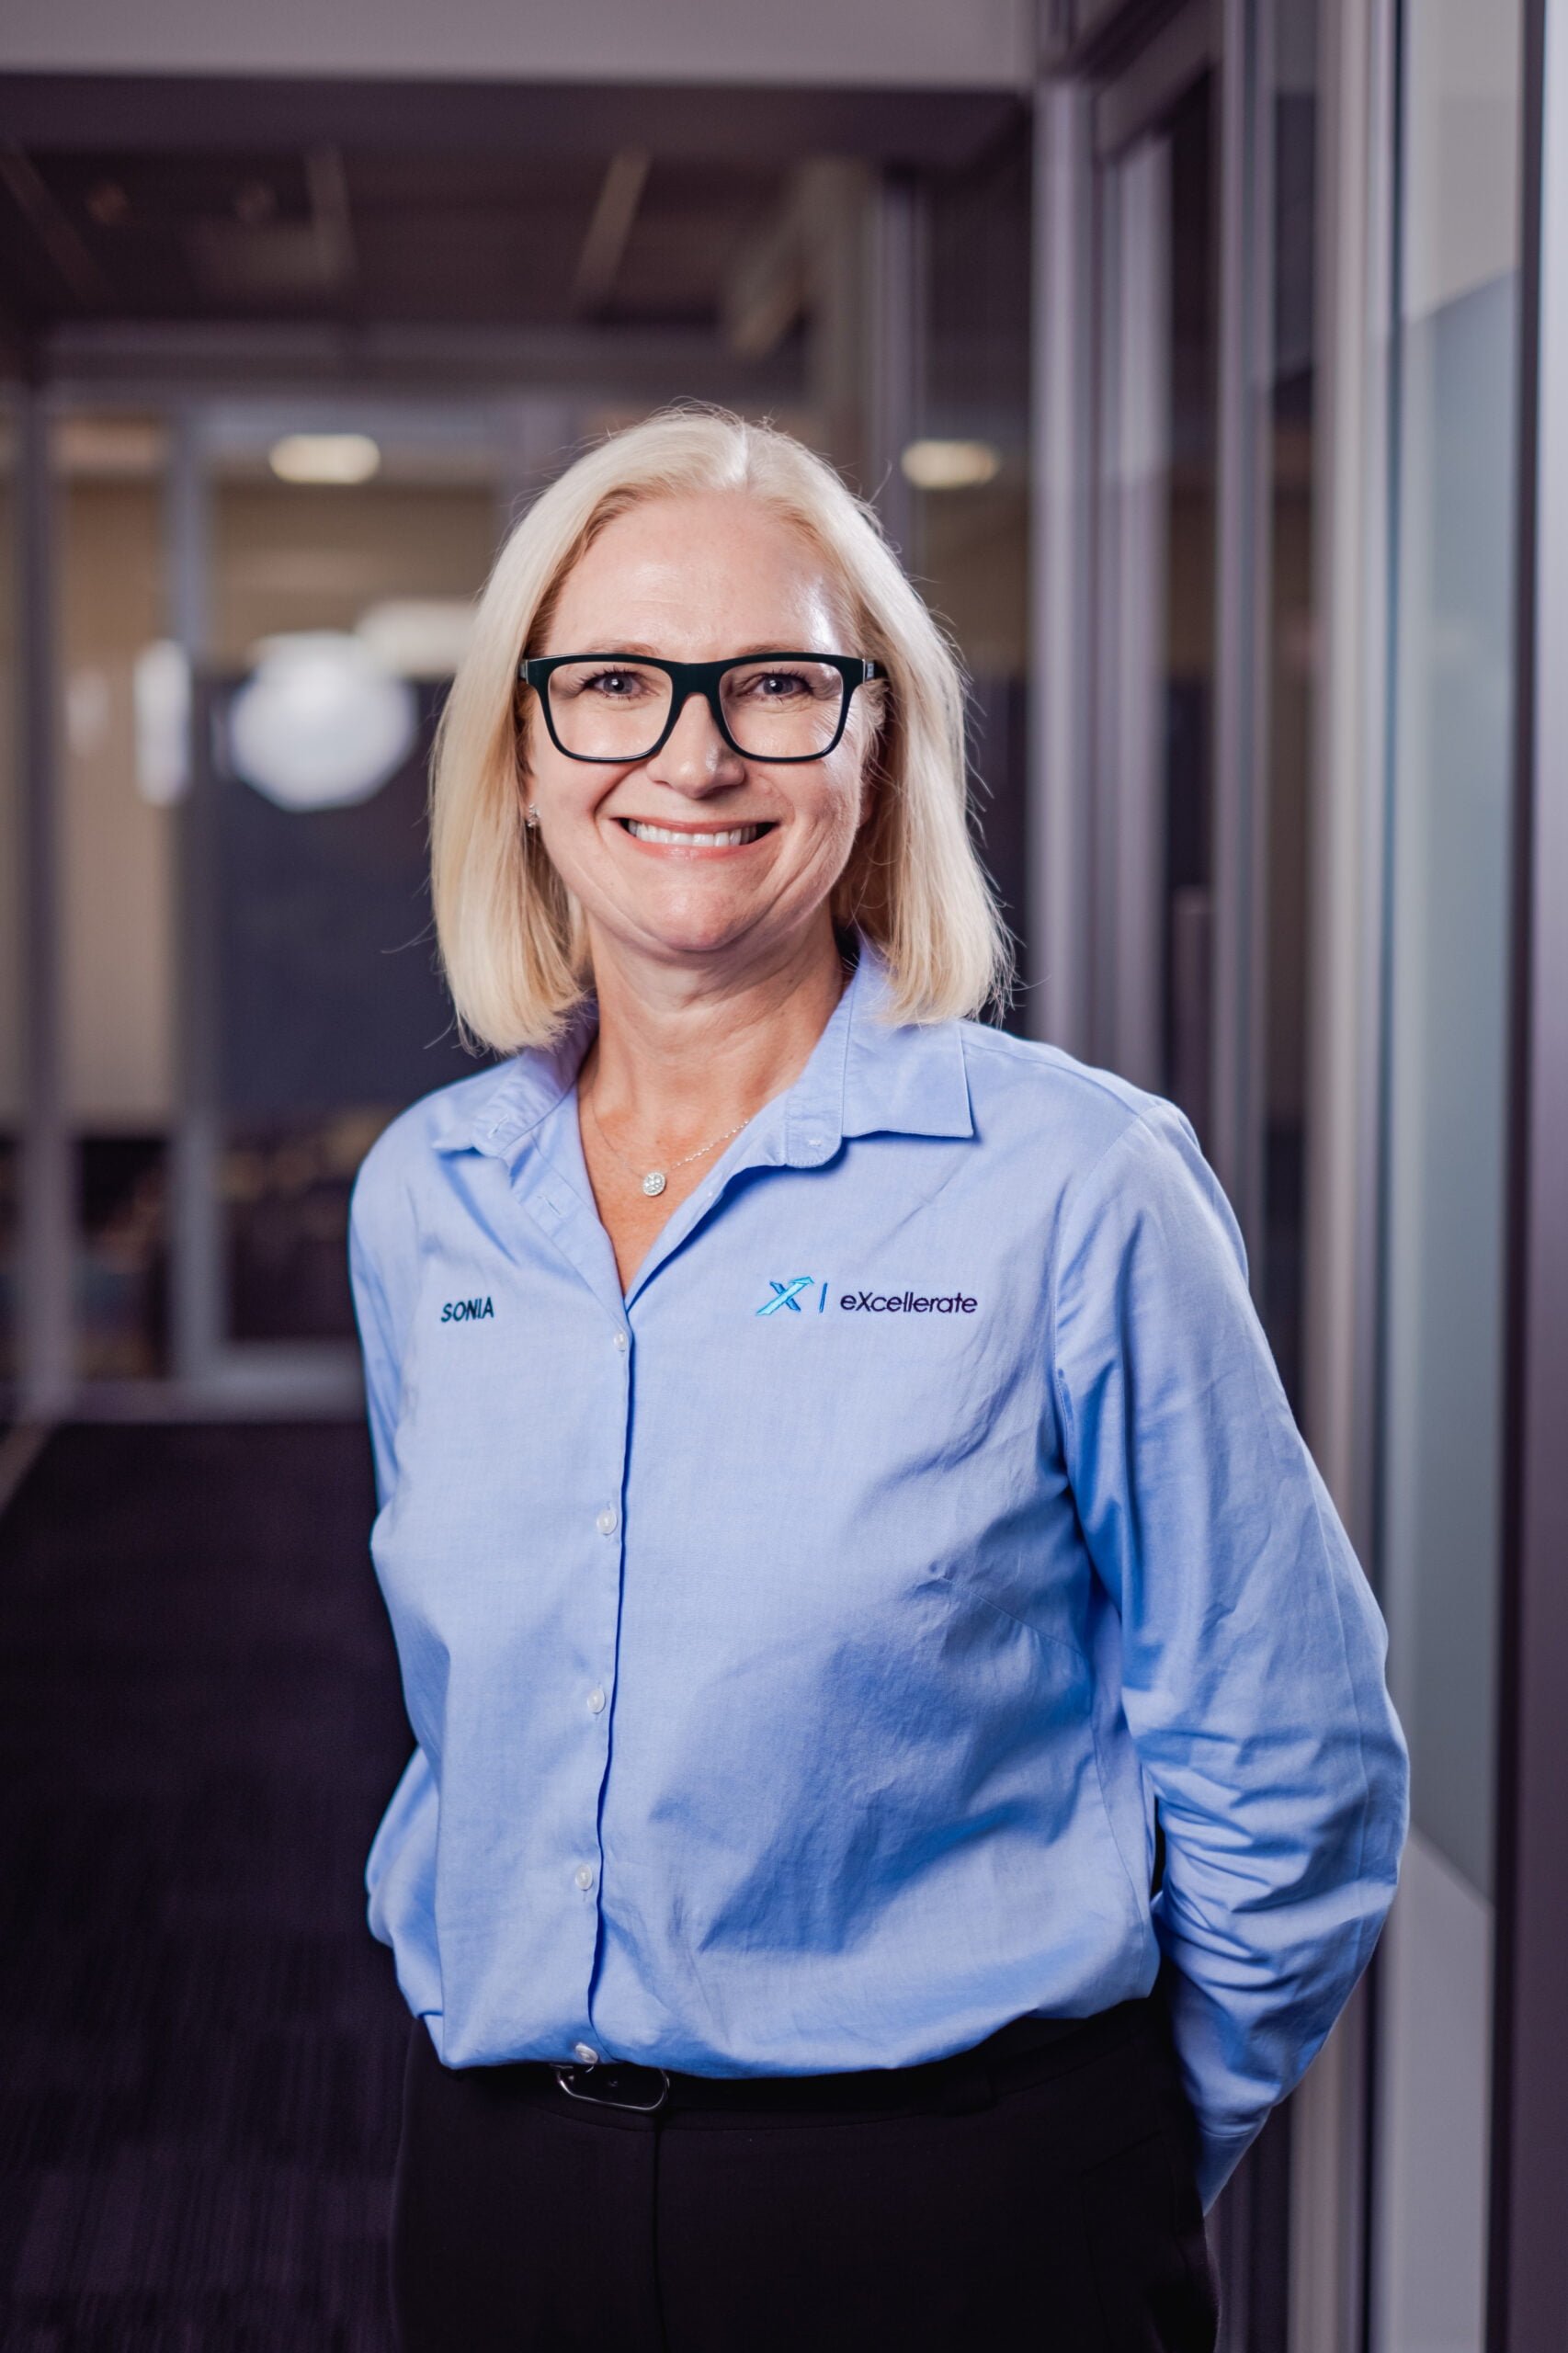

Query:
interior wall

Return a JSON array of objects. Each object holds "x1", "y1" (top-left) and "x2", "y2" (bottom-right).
[
  {"x1": 60, "y1": 471, "x2": 173, "y2": 1127},
  {"x1": 211, "y1": 480, "x2": 497, "y2": 669}
]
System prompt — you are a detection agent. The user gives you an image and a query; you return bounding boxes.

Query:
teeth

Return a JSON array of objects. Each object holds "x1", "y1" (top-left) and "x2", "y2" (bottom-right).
[{"x1": 624, "y1": 821, "x2": 767, "y2": 847}]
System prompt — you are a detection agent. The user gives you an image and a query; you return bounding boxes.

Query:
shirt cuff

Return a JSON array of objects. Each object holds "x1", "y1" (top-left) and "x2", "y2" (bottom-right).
[{"x1": 1196, "y1": 2122, "x2": 1266, "y2": 2214}]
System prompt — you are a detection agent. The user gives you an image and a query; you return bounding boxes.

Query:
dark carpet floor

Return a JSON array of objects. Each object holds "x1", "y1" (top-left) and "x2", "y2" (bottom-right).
[{"x1": 0, "y1": 1424, "x2": 414, "y2": 2351}]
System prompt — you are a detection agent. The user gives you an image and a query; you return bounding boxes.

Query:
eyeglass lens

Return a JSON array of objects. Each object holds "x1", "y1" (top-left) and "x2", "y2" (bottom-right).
[{"x1": 544, "y1": 659, "x2": 850, "y2": 759}]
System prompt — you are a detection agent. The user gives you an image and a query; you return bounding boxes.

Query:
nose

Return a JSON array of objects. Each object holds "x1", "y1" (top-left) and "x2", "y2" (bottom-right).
[{"x1": 644, "y1": 684, "x2": 744, "y2": 793}]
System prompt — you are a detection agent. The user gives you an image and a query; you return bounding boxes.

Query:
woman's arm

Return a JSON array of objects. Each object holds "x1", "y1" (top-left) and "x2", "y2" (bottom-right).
[
  {"x1": 347, "y1": 1135, "x2": 419, "y2": 1513},
  {"x1": 1051, "y1": 1098, "x2": 1410, "y2": 2211}
]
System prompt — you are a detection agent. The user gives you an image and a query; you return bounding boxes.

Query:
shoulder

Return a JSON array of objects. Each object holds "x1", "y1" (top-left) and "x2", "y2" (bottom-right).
[
  {"x1": 951, "y1": 1019, "x2": 1240, "y2": 1271},
  {"x1": 954, "y1": 1019, "x2": 1203, "y2": 1186}
]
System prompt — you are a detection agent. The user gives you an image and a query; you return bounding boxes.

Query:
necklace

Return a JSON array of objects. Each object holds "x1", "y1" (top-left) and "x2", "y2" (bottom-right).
[
  {"x1": 579, "y1": 943, "x2": 859, "y2": 1199},
  {"x1": 584, "y1": 1083, "x2": 750, "y2": 1199}
]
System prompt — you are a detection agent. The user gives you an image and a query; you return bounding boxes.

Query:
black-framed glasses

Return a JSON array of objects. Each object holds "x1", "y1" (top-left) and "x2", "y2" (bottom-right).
[{"x1": 518, "y1": 652, "x2": 887, "y2": 765}]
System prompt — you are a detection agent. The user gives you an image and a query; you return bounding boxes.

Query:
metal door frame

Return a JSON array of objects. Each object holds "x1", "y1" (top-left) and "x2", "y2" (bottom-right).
[
  {"x1": 1031, "y1": 0, "x2": 1269, "y2": 1240},
  {"x1": 10, "y1": 374, "x2": 578, "y2": 1420},
  {"x1": 1032, "y1": 2, "x2": 1371, "y2": 2346},
  {"x1": 1489, "y1": 1, "x2": 1568, "y2": 2342}
]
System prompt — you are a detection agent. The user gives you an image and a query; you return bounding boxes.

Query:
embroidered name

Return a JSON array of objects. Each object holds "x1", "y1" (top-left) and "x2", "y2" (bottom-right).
[{"x1": 440, "y1": 1297, "x2": 494, "y2": 1323}]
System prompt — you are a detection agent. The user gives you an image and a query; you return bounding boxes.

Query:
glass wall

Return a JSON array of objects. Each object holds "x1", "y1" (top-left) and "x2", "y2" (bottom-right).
[
  {"x1": 1258, "y1": 0, "x2": 1320, "y2": 1409},
  {"x1": 1370, "y1": 2, "x2": 1524, "y2": 2346},
  {"x1": 203, "y1": 413, "x2": 504, "y2": 1354},
  {"x1": 918, "y1": 119, "x2": 1031, "y2": 992},
  {"x1": 55, "y1": 414, "x2": 176, "y2": 1379},
  {"x1": 0, "y1": 398, "x2": 17, "y2": 1401},
  {"x1": 1092, "y1": 64, "x2": 1220, "y2": 1138}
]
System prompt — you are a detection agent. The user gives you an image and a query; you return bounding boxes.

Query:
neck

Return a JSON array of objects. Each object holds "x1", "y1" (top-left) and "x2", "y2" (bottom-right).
[{"x1": 576, "y1": 915, "x2": 854, "y2": 1152}]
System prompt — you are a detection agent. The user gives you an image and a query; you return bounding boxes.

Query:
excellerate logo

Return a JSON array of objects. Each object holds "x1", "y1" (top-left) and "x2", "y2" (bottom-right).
[
  {"x1": 756, "y1": 1279, "x2": 977, "y2": 1317},
  {"x1": 756, "y1": 1278, "x2": 824, "y2": 1316}
]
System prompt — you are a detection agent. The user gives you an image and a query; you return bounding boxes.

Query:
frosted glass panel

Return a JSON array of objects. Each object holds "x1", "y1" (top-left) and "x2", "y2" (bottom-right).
[{"x1": 1371, "y1": 2, "x2": 1521, "y2": 2344}]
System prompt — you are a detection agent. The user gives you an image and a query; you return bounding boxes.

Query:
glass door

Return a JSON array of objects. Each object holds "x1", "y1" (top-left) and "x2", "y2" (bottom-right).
[
  {"x1": 45, "y1": 391, "x2": 556, "y2": 1399},
  {"x1": 1369, "y1": 3, "x2": 1524, "y2": 2345},
  {"x1": 1092, "y1": 55, "x2": 1220, "y2": 1137},
  {"x1": 1081, "y1": 5, "x2": 1323, "y2": 2336},
  {"x1": 174, "y1": 398, "x2": 538, "y2": 1394}
]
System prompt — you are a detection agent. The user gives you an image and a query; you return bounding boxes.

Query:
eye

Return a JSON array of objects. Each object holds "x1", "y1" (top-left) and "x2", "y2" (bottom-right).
[{"x1": 733, "y1": 665, "x2": 820, "y2": 702}]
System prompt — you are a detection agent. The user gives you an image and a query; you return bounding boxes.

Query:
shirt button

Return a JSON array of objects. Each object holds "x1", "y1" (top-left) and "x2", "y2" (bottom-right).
[
  {"x1": 574, "y1": 2041, "x2": 599, "y2": 2065},
  {"x1": 613, "y1": 1331, "x2": 628, "y2": 1352},
  {"x1": 596, "y1": 1506, "x2": 619, "y2": 1535},
  {"x1": 574, "y1": 1864, "x2": 595, "y2": 1892},
  {"x1": 587, "y1": 1687, "x2": 607, "y2": 1714}
]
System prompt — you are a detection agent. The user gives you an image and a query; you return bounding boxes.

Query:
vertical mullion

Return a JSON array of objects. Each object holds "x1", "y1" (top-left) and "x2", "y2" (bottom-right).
[
  {"x1": 1491, "y1": 1, "x2": 1568, "y2": 2343},
  {"x1": 17, "y1": 388, "x2": 72, "y2": 1421},
  {"x1": 1291, "y1": 0, "x2": 1402, "y2": 2342},
  {"x1": 865, "y1": 171, "x2": 925, "y2": 570},
  {"x1": 166, "y1": 406, "x2": 222, "y2": 1387},
  {"x1": 1029, "y1": 77, "x2": 1095, "y2": 1057},
  {"x1": 1212, "y1": 0, "x2": 1273, "y2": 1263}
]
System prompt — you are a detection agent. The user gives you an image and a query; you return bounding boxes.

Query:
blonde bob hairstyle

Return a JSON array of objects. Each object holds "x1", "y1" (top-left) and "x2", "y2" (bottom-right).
[{"x1": 429, "y1": 404, "x2": 1015, "y2": 1051}]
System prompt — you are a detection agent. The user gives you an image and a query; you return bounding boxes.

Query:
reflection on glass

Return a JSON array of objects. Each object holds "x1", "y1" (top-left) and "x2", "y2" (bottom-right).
[
  {"x1": 1370, "y1": 3, "x2": 1522, "y2": 2347},
  {"x1": 1259, "y1": 0, "x2": 1320, "y2": 1406},
  {"x1": 1094, "y1": 73, "x2": 1218, "y2": 1143},
  {"x1": 208, "y1": 444, "x2": 500, "y2": 1347},
  {"x1": 918, "y1": 121, "x2": 1030, "y2": 992}
]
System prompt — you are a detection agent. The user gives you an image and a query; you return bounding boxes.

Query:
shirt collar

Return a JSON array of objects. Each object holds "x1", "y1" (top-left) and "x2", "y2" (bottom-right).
[{"x1": 434, "y1": 923, "x2": 974, "y2": 1162}]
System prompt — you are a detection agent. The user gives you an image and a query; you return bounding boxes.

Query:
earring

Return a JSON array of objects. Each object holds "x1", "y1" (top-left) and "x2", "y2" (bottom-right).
[{"x1": 524, "y1": 803, "x2": 539, "y2": 828}]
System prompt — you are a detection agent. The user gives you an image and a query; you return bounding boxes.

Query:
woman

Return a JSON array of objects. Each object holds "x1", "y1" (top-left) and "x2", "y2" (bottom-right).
[{"x1": 348, "y1": 406, "x2": 1408, "y2": 2352}]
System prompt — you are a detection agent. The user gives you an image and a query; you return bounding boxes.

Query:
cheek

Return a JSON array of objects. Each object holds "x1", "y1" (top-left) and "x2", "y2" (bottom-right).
[{"x1": 789, "y1": 779, "x2": 861, "y2": 860}]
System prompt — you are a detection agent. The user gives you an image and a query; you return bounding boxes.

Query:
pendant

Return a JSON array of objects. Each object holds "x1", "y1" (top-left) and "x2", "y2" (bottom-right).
[{"x1": 642, "y1": 1171, "x2": 667, "y2": 1197}]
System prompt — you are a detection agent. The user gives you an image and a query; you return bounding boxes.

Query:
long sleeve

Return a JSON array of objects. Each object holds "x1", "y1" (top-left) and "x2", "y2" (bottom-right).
[
  {"x1": 347, "y1": 1142, "x2": 419, "y2": 1514},
  {"x1": 1051, "y1": 1098, "x2": 1409, "y2": 2210}
]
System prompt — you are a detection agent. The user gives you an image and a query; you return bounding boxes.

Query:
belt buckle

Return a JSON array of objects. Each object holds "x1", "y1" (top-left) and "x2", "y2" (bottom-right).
[{"x1": 552, "y1": 2060, "x2": 671, "y2": 2114}]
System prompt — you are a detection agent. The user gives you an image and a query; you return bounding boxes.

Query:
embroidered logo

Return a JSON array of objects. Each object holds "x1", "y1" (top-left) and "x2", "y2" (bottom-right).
[
  {"x1": 440, "y1": 1296, "x2": 494, "y2": 1323},
  {"x1": 840, "y1": 1290, "x2": 976, "y2": 1314},
  {"x1": 756, "y1": 1277, "x2": 824, "y2": 1316}
]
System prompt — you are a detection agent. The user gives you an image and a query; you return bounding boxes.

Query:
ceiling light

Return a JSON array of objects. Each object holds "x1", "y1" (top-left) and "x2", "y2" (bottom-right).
[
  {"x1": 899, "y1": 438, "x2": 1003, "y2": 492},
  {"x1": 268, "y1": 432, "x2": 381, "y2": 486}
]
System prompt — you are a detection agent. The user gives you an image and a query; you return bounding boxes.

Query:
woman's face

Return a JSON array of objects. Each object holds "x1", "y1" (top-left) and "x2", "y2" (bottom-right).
[{"x1": 525, "y1": 489, "x2": 880, "y2": 969}]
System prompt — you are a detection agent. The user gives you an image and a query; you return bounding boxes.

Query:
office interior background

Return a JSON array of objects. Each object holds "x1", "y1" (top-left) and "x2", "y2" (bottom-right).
[{"x1": 0, "y1": 1, "x2": 1564, "y2": 2347}]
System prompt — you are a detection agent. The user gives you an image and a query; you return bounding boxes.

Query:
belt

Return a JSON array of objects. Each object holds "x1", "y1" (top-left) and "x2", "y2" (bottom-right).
[{"x1": 544, "y1": 1996, "x2": 1157, "y2": 2120}]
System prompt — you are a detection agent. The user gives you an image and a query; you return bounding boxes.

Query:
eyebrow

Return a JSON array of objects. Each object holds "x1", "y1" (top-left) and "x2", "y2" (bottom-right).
[{"x1": 556, "y1": 642, "x2": 833, "y2": 660}]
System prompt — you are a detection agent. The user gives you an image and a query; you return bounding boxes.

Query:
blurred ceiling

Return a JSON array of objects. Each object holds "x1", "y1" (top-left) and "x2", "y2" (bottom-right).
[{"x1": 0, "y1": 74, "x2": 1025, "y2": 345}]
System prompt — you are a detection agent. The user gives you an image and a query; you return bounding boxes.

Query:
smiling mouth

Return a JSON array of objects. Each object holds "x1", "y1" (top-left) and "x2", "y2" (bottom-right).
[{"x1": 619, "y1": 819, "x2": 777, "y2": 847}]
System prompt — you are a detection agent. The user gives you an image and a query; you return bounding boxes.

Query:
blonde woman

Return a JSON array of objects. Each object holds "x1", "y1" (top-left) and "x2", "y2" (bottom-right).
[{"x1": 347, "y1": 406, "x2": 1407, "y2": 2352}]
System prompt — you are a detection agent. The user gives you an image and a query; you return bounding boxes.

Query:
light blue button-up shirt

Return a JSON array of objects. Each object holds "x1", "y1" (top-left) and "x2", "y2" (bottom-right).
[{"x1": 347, "y1": 924, "x2": 1407, "y2": 2210}]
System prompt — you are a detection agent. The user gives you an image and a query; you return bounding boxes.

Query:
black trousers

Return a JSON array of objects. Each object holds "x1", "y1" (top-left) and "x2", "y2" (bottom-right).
[{"x1": 390, "y1": 1994, "x2": 1219, "y2": 2353}]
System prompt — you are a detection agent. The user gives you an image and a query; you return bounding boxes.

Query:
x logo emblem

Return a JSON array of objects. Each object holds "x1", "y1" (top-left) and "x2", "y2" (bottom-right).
[{"x1": 757, "y1": 1278, "x2": 814, "y2": 1316}]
